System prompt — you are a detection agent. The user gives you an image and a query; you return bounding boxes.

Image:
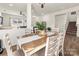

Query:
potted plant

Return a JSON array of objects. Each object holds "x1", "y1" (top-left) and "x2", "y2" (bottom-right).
[{"x1": 35, "y1": 21, "x2": 46, "y2": 36}]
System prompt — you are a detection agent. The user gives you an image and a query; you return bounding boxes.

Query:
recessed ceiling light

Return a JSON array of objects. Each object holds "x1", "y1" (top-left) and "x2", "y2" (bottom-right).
[{"x1": 9, "y1": 4, "x2": 13, "y2": 7}]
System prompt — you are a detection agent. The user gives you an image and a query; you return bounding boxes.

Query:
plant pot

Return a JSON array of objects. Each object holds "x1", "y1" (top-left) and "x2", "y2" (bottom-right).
[{"x1": 38, "y1": 30, "x2": 46, "y2": 36}]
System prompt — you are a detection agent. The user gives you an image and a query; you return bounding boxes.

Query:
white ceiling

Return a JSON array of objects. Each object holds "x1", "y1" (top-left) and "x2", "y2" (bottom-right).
[
  {"x1": 32, "y1": 3, "x2": 79, "y2": 15},
  {"x1": 0, "y1": 3, "x2": 79, "y2": 16},
  {"x1": 0, "y1": 3, "x2": 27, "y2": 12}
]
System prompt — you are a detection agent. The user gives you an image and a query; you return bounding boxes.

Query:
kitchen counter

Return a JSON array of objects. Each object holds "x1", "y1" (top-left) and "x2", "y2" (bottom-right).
[{"x1": 0, "y1": 26, "x2": 13, "y2": 30}]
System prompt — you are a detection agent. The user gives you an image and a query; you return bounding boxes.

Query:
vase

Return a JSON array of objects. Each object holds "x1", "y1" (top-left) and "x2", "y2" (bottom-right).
[{"x1": 38, "y1": 30, "x2": 46, "y2": 36}]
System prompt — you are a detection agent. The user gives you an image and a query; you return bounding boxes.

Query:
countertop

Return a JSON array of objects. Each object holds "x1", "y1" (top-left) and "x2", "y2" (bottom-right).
[{"x1": 0, "y1": 26, "x2": 13, "y2": 30}]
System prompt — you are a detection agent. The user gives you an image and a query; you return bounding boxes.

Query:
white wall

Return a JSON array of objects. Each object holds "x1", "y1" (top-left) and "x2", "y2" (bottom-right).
[
  {"x1": 32, "y1": 16, "x2": 41, "y2": 27},
  {"x1": 42, "y1": 5, "x2": 79, "y2": 34},
  {"x1": 31, "y1": 14, "x2": 55, "y2": 28},
  {"x1": 68, "y1": 15, "x2": 77, "y2": 22},
  {"x1": 27, "y1": 3, "x2": 31, "y2": 29},
  {"x1": 67, "y1": 12, "x2": 77, "y2": 22},
  {"x1": 43, "y1": 14, "x2": 55, "y2": 28},
  {"x1": 76, "y1": 11, "x2": 79, "y2": 37},
  {"x1": 42, "y1": 13, "x2": 68, "y2": 32},
  {"x1": 55, "y1": 13, "x2": 67, "y2": 33}
]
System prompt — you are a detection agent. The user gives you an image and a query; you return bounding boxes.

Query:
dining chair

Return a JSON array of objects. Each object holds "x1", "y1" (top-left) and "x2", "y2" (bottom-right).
[
  {"x1": 3, "y1": 33, "x2": 24, "y2": 56},
  {"x1": 58, "y1": 32, "x2": 65, "y2": 56},
  {"x1": 45, "y1": 32, "x2": 65, "y2": 56},
  {"x1": 45, "y1": 34, "x2": 60, "y2": 56}
]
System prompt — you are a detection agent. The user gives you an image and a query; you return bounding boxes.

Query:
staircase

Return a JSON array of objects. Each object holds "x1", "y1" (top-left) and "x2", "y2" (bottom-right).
[{"x1": 66, "y1": 22, "x2": 77, "y2": 36}]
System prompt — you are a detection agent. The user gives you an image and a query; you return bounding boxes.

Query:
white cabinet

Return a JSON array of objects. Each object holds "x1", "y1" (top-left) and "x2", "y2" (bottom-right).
[{"x1": 11, "y1": 16, "x2": 25, "y2": 27}]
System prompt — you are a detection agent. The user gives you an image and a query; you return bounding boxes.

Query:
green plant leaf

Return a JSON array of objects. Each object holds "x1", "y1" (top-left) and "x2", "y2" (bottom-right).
[{"x1": 35, "y1": 21, "x2": 46, "y2": 30}]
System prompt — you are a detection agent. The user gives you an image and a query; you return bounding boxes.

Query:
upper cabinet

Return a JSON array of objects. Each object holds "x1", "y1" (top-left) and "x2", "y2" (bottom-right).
[
  {"x1": 1, "y1": 13, "x2": 27, "y2": 28},
  {"x1": 11, "y1": 16, "x2": 25, "y2": 27}
]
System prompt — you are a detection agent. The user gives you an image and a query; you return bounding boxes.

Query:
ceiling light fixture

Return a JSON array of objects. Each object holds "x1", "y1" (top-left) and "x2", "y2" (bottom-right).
[{"x1": 40, "y1": 3, "x2": 45, "y2": 8}]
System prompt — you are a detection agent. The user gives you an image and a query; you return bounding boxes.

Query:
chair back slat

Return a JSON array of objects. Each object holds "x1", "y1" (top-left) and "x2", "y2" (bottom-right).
[
  {"x1": 45, "y1": 32, "x2": 64, "y2": 56},
  {"x1": 3, "y1": 33, "x2": 13, "y2": 56}
]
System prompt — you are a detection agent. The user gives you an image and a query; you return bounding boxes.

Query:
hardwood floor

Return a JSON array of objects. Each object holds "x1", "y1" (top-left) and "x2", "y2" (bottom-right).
[
  {"x1": 0, "y1": 47, "x2": 45, "y2": 56},
  {"x1": 64, "y1": 22, "x2": 79, "y2": 56},
  {"x1": 32, "y1": 47, "x2": 45, "y2": 56},
  {"x1": 64, "y1": 34, "x2": 79, "y2": 56}
]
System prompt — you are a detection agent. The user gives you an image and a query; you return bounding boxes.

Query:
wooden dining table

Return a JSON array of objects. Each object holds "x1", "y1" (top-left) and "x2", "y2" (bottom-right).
[{"x1": 17, "y1": 34, "x2": 47, "y2": 56}]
